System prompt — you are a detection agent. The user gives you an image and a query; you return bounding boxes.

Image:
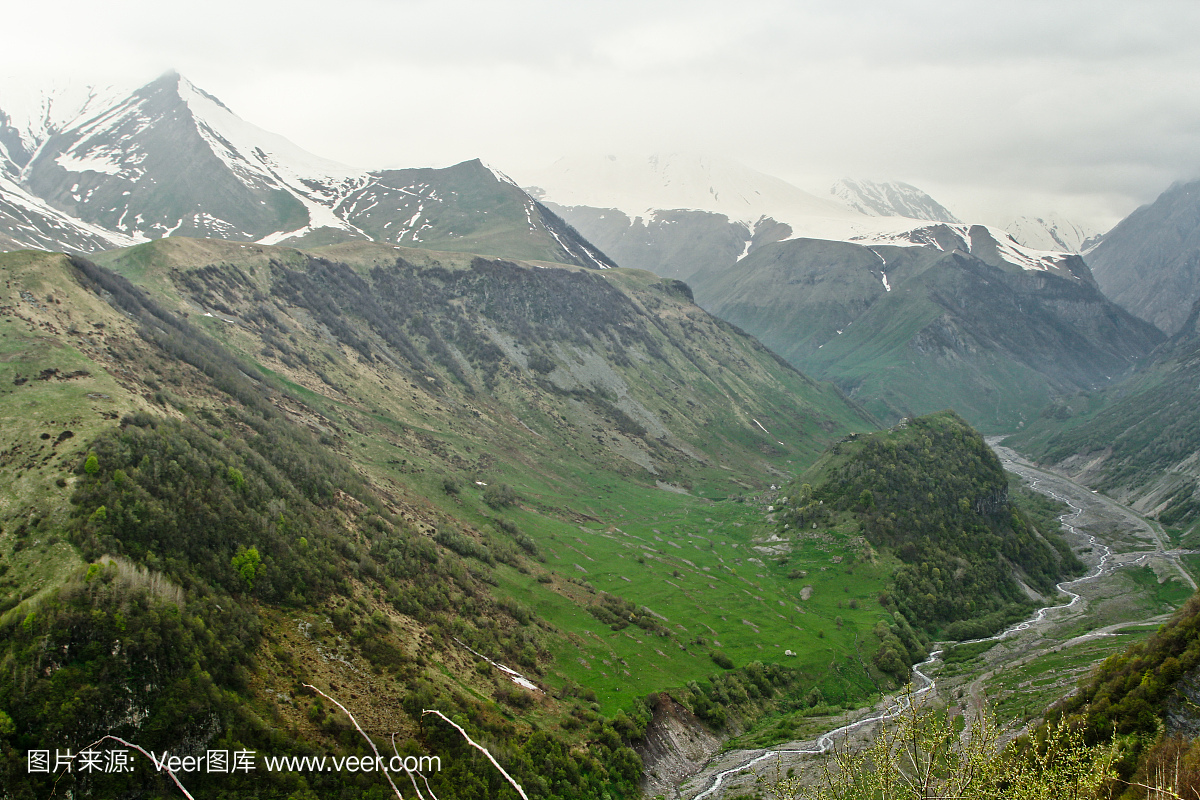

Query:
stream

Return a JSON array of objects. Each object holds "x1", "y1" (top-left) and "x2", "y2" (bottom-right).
[{"x1": 682, "y1": 444, "x2": 1156, "y2": 800}]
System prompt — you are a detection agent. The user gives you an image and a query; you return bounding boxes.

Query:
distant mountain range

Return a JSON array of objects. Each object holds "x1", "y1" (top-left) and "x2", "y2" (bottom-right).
[
  {"x1": 520, "y1": 152, "x2": 1166, "y2": 431},
  {"x1": 0, "y1": 72, "x2": 613, "y2": 268},
  {"x1": 525, "y1": 153, "x2": 1101, "y2": 290},
  {"x1": 691, "y1": 225, "x2": 1164, "y2": 431},
  {"x1": 0, "y1": 72, "x2": 1182, "y2": 437}
]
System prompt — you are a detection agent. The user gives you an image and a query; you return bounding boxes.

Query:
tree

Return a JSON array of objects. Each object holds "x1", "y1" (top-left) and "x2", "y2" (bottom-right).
[
  {"x1": 231, "y1": 545, "x2": 261, "y2": 590},
  {"x1": 758, "y1": 688, "x2": 1116, "y2": 800}
]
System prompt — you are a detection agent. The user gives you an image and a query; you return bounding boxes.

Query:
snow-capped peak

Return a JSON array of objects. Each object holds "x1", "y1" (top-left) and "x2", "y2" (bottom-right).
[
  {"x1": 175, "y1": 73, "x2": 365, "y2": 185},
  {"x1": 831, "y1": 178, "x2": 960, "y2": 223}
]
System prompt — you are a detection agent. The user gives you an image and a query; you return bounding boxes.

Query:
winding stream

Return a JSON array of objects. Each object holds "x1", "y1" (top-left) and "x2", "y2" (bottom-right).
[{"x1": 686, "y1": 454, "x2": 1126, "y2": 800}]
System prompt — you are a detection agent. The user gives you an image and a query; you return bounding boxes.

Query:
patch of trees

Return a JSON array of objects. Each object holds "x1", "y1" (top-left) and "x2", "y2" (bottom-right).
[
  {"x1": 587, "y1": 593, "x2": 668, "y2": 635},
  {"x1": 786, "y1": 412, "x2": 1081, "y2": 637},
  {"x1": 1052, "y1": 591, "x2": 1200, "y2": 788}
]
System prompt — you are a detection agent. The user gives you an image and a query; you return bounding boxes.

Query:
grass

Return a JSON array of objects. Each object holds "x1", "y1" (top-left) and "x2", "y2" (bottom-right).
[
  {"x1": 480, "y1": 475, "x2": 893, "y2": 716},
  {"x1": 0, "y1": 253, "x2": 158, "y2": 617},
  {"x1": 1123, "y1": 565, "x2": 1194, "y2": 613},
  {"x1": 985, "y1": 625, "x2": 1158, "y2": 725}
]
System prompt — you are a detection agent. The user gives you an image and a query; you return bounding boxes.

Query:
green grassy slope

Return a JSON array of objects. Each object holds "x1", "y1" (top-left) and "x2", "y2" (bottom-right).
[{"x1": 0, "y1": 243, "x2": 886, "y2": 797}]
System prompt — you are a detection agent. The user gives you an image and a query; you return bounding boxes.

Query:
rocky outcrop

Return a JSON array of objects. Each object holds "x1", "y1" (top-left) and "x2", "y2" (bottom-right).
[{"x1": 637, "y1": 694, "x2": 722, "y2": 800}]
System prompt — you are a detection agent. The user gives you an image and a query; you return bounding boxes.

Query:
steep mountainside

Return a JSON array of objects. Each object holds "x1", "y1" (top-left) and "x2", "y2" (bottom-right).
[
  {"x1": 1008, "y1": 296, "x2": 1200, "y2": 530},
  {"x1": 692, "y1": 227, "x2": 1164, "y2": 431},
  {"x1": 1087, "y1": 179, "x2": 1200, "y2": 335},
  {"x1": 0, "y1": 242, "x2": 881, "y2": 797},
  {"x1": 1053, "y1": 591, "x2": 1200, "y2": 794},
  {"x1": 0, "y1": 74, "x2": 613, "y2": 267}
]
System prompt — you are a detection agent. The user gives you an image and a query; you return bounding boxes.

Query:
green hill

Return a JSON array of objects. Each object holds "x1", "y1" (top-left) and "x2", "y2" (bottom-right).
[{"x1": 0, "y1": 243, "x2": 886, "y2": 798}]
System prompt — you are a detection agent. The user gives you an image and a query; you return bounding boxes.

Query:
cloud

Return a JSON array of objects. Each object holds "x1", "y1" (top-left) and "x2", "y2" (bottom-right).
[{"x1": 3, "y1": 0, "x2": 1199, "y2": 229}]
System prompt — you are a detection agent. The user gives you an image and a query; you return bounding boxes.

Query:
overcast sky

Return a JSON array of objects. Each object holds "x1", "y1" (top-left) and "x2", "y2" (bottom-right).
[{"x1": 5, "y1": 0, "x2": 1200, "y2": 231}]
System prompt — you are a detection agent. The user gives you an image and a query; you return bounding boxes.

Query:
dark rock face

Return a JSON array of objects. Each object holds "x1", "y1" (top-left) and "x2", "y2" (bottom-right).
[
  {"x1": 636, "y1": 694, "x2": 722, "y2": 800},
  {"x1": 1165, "y1": 665, "x2": 1200, "y2": 737},
  {"x1": 1088, "y1": 180, "x2": 1200, "y2": 336}
]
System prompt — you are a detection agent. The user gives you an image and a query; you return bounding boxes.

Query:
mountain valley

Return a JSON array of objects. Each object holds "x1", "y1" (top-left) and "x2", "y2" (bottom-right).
[{"x1": 2, "y1": 70, "x2": 1200, "y2": 800}]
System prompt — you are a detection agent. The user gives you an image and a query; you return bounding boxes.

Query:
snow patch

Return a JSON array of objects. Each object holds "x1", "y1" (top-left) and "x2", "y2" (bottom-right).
[{"x1": 54, "y1": 150, "x2": 122, "y2": 175}]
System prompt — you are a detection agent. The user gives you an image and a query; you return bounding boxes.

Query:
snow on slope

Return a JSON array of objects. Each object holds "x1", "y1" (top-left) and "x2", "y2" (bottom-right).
[
  {"x1": 0, "y1": 171, "x2": 138, "y2": 252},
  {"x1": 173, "y1": 75, "x2": 372, "y2": 242},
  {"x1": 850, "y1": 222, "x2": 1091, "y2": 282},
  {"x1": 0, "y1": 78, "x2": 129, "y2": 171},
  {"x1": 1005, "y1": 212, "x2": 1098, "y2": 254}
]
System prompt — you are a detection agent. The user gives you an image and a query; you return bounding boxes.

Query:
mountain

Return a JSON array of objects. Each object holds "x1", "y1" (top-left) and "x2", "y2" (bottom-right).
[
  {"x1": 691, "y1": 224, "x2": 1165, "y2": 432},
  {"x1": 522, "y1": 153, "x2": 859, "y2": 281},
  {"x1": 0, "y1": 239, "x2": 895, "y2": 795},
  {"x1": 1008, "y1": 295, "x2": 1200, "y2": 527},
  {"x1": 522, "y1": 153, "x2": 855, "y2": 228},
  {"x1": 0, "y1": 73, "x2": 614, "y2": 267},
  {"x1": 1086, "y1": 179, "x2": 1200, "y2": 335},
  {"x1": 1005, "y1": 212, "x2": 1099, "y2": 254},
  {"x1": 536, "y1": 201, "x2": 793, "y2": 281},
  {"x1": 783, "y1": 411, "x2": 1080, "y2": 641},
  {"x1": 526, "y1": 155, "x2": 976, "y2": 282},
  {"x1": 830, "y1": 178, "x2": 960, "y2": 223}
]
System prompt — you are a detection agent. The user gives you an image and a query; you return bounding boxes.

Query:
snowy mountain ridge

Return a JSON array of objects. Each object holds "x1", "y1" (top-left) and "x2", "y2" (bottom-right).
[
  {"x1": 527, "y1": 152, "x2": 1084, "y2": 280},
  {"x1": 0, "y1": 72, "x2": 612, "y2": 268}
]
